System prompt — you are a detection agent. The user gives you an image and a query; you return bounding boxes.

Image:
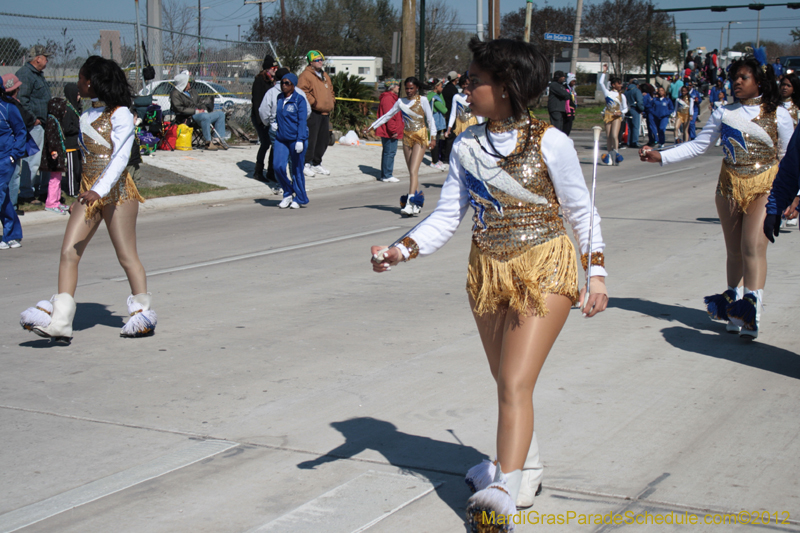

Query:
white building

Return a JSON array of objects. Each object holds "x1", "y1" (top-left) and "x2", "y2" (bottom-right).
[{"x1": 324, "y1": 56, "x2": 383, "y2": 83}]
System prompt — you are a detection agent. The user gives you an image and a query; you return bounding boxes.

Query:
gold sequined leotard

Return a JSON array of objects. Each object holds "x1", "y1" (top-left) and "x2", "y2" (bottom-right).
[
  {"x1": 401, "y1": 95, "x2": 429, "y2": 148},
  {"x1": 453, "y1": 101, "x2": 478, "y2": 136},
  {"x1": 676, "y1": 95, "x2": 691, "y2": 121},
  {"x1": 603, "y1": 93, "x2": 623, "y2": 124},
  {"x1": 717, "y1": 97, "x2": 779, "y2": 213},
  {"x1": 462, "y1": 114, "x2": 579, "y2": 317},
  {"x1": 81, "y1": 105, "x2": 144, "y2": 219}
]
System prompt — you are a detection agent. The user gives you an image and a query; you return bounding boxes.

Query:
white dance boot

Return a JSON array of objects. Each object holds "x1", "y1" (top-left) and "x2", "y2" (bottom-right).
[
  {"x1": 30, "y1": 293, "x2": 76, "y2": 341},
  {"x1": 515, "y1": 432, "x2": 544, "y2": 509},
  {"x1": 466, "y1": 466, "x2": 523, "y2": 532},
  {"x1": 120, "y1": 293, "x2": 158, "y2": 337},
  {"x1": 728, "y1": 288, "x2": 762, "y2": 339}
]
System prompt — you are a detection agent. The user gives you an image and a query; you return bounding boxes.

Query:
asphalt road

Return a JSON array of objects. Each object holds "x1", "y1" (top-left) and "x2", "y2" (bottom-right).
[{"x1": 2, "y1": 132, "x2": 799, "y2": 533}]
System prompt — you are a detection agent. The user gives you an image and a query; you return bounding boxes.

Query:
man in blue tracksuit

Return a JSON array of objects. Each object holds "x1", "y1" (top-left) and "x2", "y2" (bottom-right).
[
  {"x1": 650, "y1": 87, "x2": 674, "y2": 148},
  {"x1": 764, "y1": 122, "x2": 800, "y2": 242},
  {"x1": 625, "y1": 80, "x2": 644, "y2": 148},
  {"x1": 274, "y1": 72, "x2": 310, "y2": 209},
  {"x1": 686, "y1": 80, "x2": 703, "y2": 140}
]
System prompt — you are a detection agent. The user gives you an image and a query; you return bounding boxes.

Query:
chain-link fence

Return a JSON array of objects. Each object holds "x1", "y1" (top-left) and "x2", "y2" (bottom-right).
[{"x1": 0, "y1": 12, "x2": 275, "y2": 134}]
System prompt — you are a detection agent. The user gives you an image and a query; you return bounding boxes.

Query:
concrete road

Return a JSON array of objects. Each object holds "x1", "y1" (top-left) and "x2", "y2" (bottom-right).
[{"x1": 2, "y1": 132, "x2": 799, "y2": 533}]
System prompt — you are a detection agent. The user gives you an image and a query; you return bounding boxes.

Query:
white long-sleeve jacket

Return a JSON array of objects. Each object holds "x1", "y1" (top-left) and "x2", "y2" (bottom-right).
[
  {"x1": 81, "y1": 103, "x2": 135, "y2": 199},
  {"x1": 598, "y1": 72, "x2": 628, "y2": 116},
  {"x1": 369, "y1": 95, "x2": 437, "y2": 136},
  {"x1": 661, "y1": 102, "x2": 793, "y2": 165},
  {"x1": 397, "y1": 124, "x2": 607, "y2": 278}
]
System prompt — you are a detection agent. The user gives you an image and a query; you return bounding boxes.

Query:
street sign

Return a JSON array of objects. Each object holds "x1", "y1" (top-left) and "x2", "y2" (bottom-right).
[{"x1": 544, "y1": 33, "x2": 574, "y2": 42}]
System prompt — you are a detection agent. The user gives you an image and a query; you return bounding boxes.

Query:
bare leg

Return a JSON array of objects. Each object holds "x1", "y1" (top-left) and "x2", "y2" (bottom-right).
[
  {"x1": 608, "y1": 119, "x2": 621, "y2": 152},
  {"x1": 402, "y1": 143, "x2": 413, "y2": 195},
  {"x1": 470, "y1": 294, "x2": 572, "y2": 473},
  {"x1": 715, "y1": 194, "x2": 744, "y2": 288},
  {"x1": 57, "y1": 202, "x2": 103, "y2": 295},
  {"x1": 673, "y1": 117, "x2": 684, "y2": 143},
  {"x1": 740, "y1": 194, "x2": 769, "y2": 290},
  {"x1": 103, "y1": 200, "x2": 147, "y2": 295},
  {"x1": 408, "y1": 143, "x2": 425, "y2": 195},
  {"x1": 605, "y1": 121, "x2": 614, "y2": 153}
]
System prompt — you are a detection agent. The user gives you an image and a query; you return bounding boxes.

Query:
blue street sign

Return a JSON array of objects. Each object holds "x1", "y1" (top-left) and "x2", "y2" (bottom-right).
[{"x1": 544, "y1": 33, "x2": 574, "y2": 43}]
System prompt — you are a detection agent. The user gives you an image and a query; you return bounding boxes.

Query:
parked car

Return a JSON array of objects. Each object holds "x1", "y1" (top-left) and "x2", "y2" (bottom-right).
[
  {"x1": 140, "y1": 79, "x2": 249, "y2": 115},
  {"x1": 778, "y1": 56, "x2": 800, "y2": 75}
]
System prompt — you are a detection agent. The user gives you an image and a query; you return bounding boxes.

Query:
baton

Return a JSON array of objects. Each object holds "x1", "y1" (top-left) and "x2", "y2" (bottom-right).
[{"x1": 585, "y1": 125, "x2": 602, "y2": 309}]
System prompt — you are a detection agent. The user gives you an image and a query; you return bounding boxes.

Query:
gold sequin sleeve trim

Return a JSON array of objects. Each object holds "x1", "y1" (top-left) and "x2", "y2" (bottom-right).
[
  {"x1": 581, "y1": 251, "x2": 605, "y2": 271},
  {"x1": 399, "y1": 236, "x2": 419, "y2": 261}
]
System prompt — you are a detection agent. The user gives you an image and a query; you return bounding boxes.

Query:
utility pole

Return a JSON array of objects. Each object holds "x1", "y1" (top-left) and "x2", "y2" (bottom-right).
[
  {"x1": 570, "y1": 0, "x2": 584, "y2": 74},
  {"x1": 487, "y1": 0, "x2": 500, "y2": 39},
  {"x1": 197, "y1": 0, "x2": 202, "y2": 69},
  {"x1": 134, "y1": 0, "x2": 144, "y2": 91},
  {"x1": 146, "y1": 0, "x2": 163, "y2": 80},
  {"x1": 244, "y1": 0, "x2": 279, "y2": 37},
  {"x1": 476, "y1": 0, "x2": 484, "y2": 40},
  {"x1": 419, "y1": 0, "x2": 426, "y2": 81},
  {"x1": 402, "y1": 0, "x2": 416, "y2": 81},
  {"x1": 523, "y1": 0, "x2": 533, "y2": 42}
]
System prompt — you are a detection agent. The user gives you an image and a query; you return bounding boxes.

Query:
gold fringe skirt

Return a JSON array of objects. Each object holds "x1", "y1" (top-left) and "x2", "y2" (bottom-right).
[
  {"x1": 716, "y1": 161, "x2": 777, "y2": 213},
  {"x1": 81, "y1": 169, "x2": 145, "y2": 220},
  {"x1": 467, "y1": 234, "x2": 579, "y2": 318},
  {"x1": 403, "y1": 127, "x2": 429, "y2": 148},
  {"x1": 603, "y1": 111, "x2": 622, "y2": 125},
  {"x1": 453, "y1": 116, "x2": 479, "y2": 137}
]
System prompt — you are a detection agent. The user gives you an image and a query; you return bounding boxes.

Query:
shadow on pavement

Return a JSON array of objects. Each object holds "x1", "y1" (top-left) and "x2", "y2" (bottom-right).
[
  {"x1": 661, "y1": 327, "x2": 800, "y2": 380},
  {"x1": 357, "y1": 164, "x2": 381, "y2": 179},
  {"x1": 236, "y1": 160, "x2": 256, "y2": 175},
  {"x1": 253, "y1": 198, "x2": 283, "y2": 208},
  {"x1": 610, "y1": 298, "x2": 800, "y2": 380},
  {"x1": 297, "y1": 417, "x2": 486, "y2": 522},
  {"x1": 73, "y1": 302, "x2": 124, "y2": 331},
  {"x1": 340, "y1": 204, "x2": 402, "y2": 215}
]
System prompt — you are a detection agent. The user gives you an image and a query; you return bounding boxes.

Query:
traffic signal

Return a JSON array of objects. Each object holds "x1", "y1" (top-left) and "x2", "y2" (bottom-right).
[{"x1": 680, "y1": 32, "x2": 689, "y2": 49}]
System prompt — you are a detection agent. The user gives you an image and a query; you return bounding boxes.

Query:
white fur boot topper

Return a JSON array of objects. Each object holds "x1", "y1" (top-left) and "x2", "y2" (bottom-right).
[
  {"x1": 120, "y1": 293, "x2": 157, "y2": 337},
  {"x1": 32, "y1": 293, "x2": 76, "y2": 340},
  {"x1": 466, "y1": 468, "x2": 523, "y2": 532},
  {"x1": 466, "y1": 459, "x2": 497, "y2": 493},
  {"x1": 20, "y1": 298, "x2": 54, "y2": 331}
]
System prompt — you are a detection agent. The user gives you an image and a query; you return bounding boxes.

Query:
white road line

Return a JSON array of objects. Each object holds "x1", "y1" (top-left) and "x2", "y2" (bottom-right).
[
  {"x1": 244, "y1": 470, "x2": 441, "y2": 533},
  {"x1": 111, "y1": 226, "x2": 401, "y2": 281},
  {"x1": 0, "y1": 439, "x2": 238, "y2": 533},
  {"x1": 617, "y1": 166, "x2": 700, "y2": 183}
]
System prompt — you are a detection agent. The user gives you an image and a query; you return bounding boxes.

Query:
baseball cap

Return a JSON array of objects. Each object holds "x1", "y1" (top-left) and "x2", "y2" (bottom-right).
[
  {"x1": 28, "y1": 45, "x2": 51, "y2": 58},
  {"x1": 447, "y1": 71, "x2": 458, "y2": 81},
  {"x1": 2, "y1": 73, "x2": 22, "y2": 92}
]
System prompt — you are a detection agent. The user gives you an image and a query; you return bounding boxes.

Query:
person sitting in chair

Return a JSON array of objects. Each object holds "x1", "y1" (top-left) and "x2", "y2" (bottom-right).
[{"x1": 169, "y1": 72, "x2": 227, "y2": 151}]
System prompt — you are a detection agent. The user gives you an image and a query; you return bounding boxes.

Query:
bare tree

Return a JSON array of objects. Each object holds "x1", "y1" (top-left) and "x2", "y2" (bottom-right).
[
  {"x1": 582, "y1": 0, "x2": 651, "y2": 76},
  {"x1": 161, "y1": 0, "x2": 199, "y2": 75},
  {"x1": 419, "y1": 0, "x2": 471, "y2": 79}
]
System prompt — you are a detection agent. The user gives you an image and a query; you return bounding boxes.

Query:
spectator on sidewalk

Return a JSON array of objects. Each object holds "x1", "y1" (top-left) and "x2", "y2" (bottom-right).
[
  {"x1": 251, "y1": 54, "x2": 278, "y2": 181},
  {"x1": 773, "y1": 57, "x2": 783, "y2": 77},
  {"x1": 427, "y1": 78, "x2": 448, "y2": 171},
  {"x1": 259, "y1": 67, "x2": 310, "y2": 191},
  {"x1": 15, "y1": 45, "x2": 51, "y2": 205},
  {"x1": 625, "y1": 78, "x2": 644, "y2": 148},
  {"x1": 547, "y1": 70, "x2": 569, "y2": 132},
  {"x1": 439, "y1": 70, "x2": 460, "y2": 164},
  {"x1": 668, "y1": 76, "x2": 683, "y2": 105},
  {"x1": 273, "y1": 72, "x2": 309, "y2": 209},
  {"x1": 61, "y1": 83, "x2": 82, "y2": 198},
  {"x1": 564, "y1": 73, "x2": 577, "y2": 137},
  {"x1": 42, "y1": 97, "x2": 72, "y2": 215},
  {"x1": 0, "y1": 82, "x2": 26, "y2": 249},
  {"x1": 297, "y1": 50, "x2": 335, "y2": 178},
  {"x1": 375, "y1": 79, "x2": 403, "y2": 182},
  {"x1": 169, "y1": 72, "x2": 228, "y2": 151},
  {"x1": 2, "y1": 73, "x2": 35, "y2": 214}
]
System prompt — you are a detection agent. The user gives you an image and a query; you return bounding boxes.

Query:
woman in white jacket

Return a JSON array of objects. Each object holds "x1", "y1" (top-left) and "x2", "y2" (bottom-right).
[
  {"x1": 20, "y1": 56, "x2": 156, "y2": 341},
  {"x1": 371, "y1": 38, "x2": 608, "y2": 532},
  {"x1": 368, "y1": 77, "x2": 437, "y2": 216},
  {"x1": 598, "y1": 64, "x2": 628, "y2": 165}
]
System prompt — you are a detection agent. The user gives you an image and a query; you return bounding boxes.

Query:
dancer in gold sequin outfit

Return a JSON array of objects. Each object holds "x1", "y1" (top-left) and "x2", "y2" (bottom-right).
[
  {"x1": 640, "y1": 56, "x2": 793, "y2": 340},
  {"x1": 371, "y1": 38, "x2": 608, "y2": 532},
  {"x1": 20, "y1": 56, "x2": 156, "y2": 341},
  {"x1": 368, "y1": 77, "x2": 437, "y2": 217},
  {"x1": 598, "y1": 64, "x2": 628, "y2": 166}
]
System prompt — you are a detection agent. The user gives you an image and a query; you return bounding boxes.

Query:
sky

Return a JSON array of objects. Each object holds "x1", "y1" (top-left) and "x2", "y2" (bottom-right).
[{"x1": 3, "y1": 0, "x2": 800, "y2": 54}]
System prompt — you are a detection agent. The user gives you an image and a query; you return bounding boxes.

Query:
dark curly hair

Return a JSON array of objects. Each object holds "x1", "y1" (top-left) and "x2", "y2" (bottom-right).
[
  {"x1": 780, "y1": 72, "x2": 800, "y2": 108},
  {"x1": 468, "y1": 37, "x2": 549, "y2": 120},
  {"x1": 728, "y1": 56, "x2": 778, "y2": 113},
  {"x1": 80, "y1": 55, "x2": 133, "y2": 109}
]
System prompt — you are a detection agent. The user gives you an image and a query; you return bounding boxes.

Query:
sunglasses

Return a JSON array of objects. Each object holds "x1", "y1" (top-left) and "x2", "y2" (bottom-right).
[
  {"x1": 312, "y1": 59, "x2": 324, "y2": 63},
  {"x1": 281, "y1": 80, "x2": 293, "y2": 85}
]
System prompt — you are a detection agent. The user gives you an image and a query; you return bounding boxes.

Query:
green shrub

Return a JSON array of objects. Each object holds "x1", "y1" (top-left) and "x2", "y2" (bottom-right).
[
  {"x1": 575, "y1": 84, "x2": 596, "y2": 97},
  {"x1": 330, "y1": 72, "x2": 377, "y2": 132}
]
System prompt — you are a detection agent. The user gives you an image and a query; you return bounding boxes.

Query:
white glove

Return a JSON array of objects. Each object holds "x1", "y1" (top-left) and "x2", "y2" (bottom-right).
[
  {"x1": 294, "y1": 142, "x2": 303, "y2": 154},
  {"x1": 271, "y1": 122, "x2": 278, "y2": 131}
]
